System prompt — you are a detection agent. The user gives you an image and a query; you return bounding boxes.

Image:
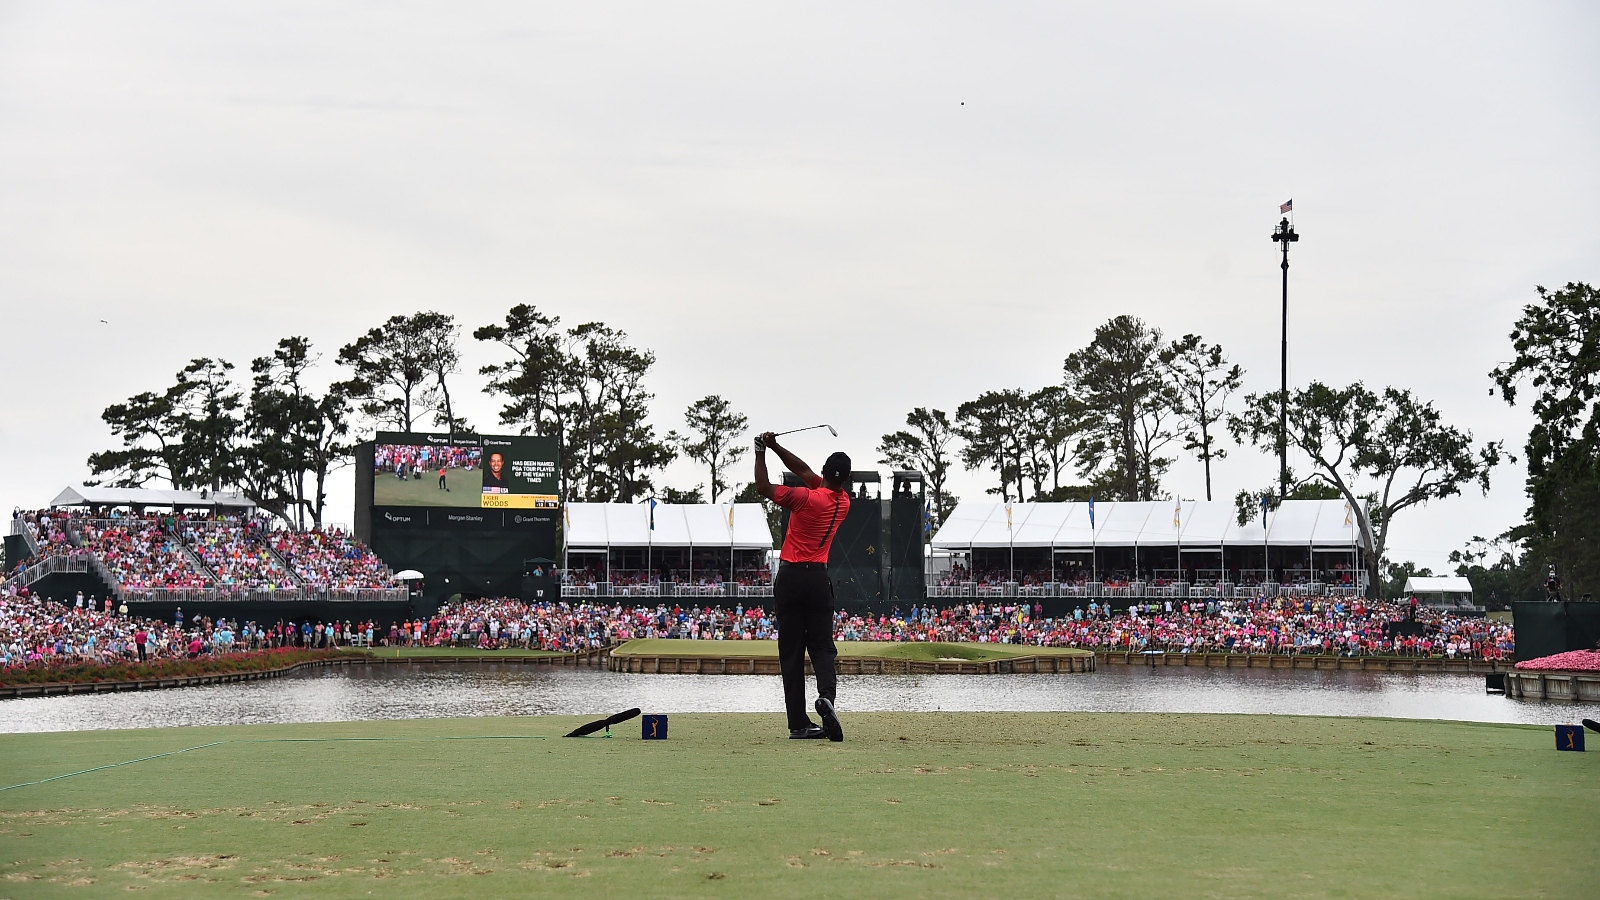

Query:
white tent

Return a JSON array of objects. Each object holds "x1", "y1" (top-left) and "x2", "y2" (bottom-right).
[
  {"x1": 48, "y1": 485, "x2": 256, "y2": 511},
  {"x1": 1403, "y1": 576, "x2": 1473, "y2": 597},
  {"x1": 931, "y1": 499, "x2": 1370, "y2": 551},
  {"x1": 563, "y1": 502, "x2": 773, "y2": 550}
]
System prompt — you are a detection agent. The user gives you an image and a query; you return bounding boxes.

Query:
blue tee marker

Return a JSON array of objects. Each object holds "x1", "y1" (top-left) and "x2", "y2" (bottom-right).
[
  {"x1": 642, "y1": 715, "x2": 668, "y2": 740},
  {"x1": 1555, "y1": 725, "x2": 1584, "y2": 752}
]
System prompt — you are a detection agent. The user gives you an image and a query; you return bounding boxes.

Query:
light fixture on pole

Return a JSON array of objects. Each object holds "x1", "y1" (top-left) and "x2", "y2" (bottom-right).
[{"x1": 1270, "y1": 212, "x2": 1299, "y2": 501}]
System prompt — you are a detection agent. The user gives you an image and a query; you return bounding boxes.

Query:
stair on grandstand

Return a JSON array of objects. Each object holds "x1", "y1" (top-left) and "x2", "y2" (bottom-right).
[
  {"x1": 261, "y1": 540, "x2": 308, "y2": 589},
  {"x1": 178, "y1": 541, "x2": 223, "y2": 586},
  {"x1": 5, "y1": 515, "x2": 118, "y2": 604}
]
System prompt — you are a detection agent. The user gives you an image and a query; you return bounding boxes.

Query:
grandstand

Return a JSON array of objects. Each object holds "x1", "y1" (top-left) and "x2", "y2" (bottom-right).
[
  {"x1": 929, "y1": 499, "x2": 1370, "y2": 602},
  {"x1": 4, "y1": 487, "x2": 405, "y2": 606},
  {"x1": 560, "y1": 502, "x2": 774, "y2": 599}
]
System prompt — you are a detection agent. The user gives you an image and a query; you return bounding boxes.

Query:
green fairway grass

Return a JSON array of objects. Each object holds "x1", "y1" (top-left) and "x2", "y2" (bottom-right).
[
  {"x1": 372, "y1": 468, "x2": 483, "y2": 508},
  {"x1": 1, "y1": 713, "x2": 1593, "y2": 898},
  {"x1": 610, "y1": 639, "x2": 1091, "y2": 662}
]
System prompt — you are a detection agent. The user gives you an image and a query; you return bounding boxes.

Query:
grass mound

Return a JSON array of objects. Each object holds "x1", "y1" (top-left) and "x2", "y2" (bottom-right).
[{"x1": 0, "y1": 713, "x2": 1592, "y2": 897}]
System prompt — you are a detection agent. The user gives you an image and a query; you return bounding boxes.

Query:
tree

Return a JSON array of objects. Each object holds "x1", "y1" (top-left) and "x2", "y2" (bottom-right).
[
  {"x1": 87, "y1": 391, "x2": 181, "y2": 488},
  {"x1": 955, "y1": 390, "x2": 1031, "y2": 502},
  {"x1": 410, "y1": 311, "x2": 466, "y2": 435},
  {"x1": 337, "y1": 313, "x2": 448, "y2": 433},
  {"x1": 1232, "y1": 478, "x2": 1339, "y2": 527},
  {"x1": 1230, "y1": 382, "x2": 1502, "y2": 597},
  {"x1": 1449, "y1": 534, "x2": 1537, "y2": 609},
  {"x1": 474, "y1": 304, "x2": 565, "y2": 437},
  {"x1": 1063, "y1": 316, "x2": 1178, "y2": 500},
  {"x1": 1168, "y1": 334, "x2": 1244, "y2": 501},
  {"x1": 1027, "y1": 386, "x2": 1086, "y2": 497},
  {"x1": 659, "y1": 486, "x2": 704, "y2": 505},
  {"x1": 1384, "y1": 560, "x2": 1434, "y2": 599},
  {"x1": 477, "y1": 310, "x2": 673, "y2": 502},
  {"x1": 562, "y1": 323, "x2": 676, "y2": 502},
  {"x1": 165, "y1": 358, "x2": 245, "y2": 494},
  {"x1": 878, "y1": 407, "x2": 959, "y2": 533},
  {"x1": 1490, "y1": 281, "x2": 1600, "y2": 599},
  {"x1": 89, "y1": 358, "x2": 245, "y2": 493},
  {"x1": 677, "y1": 395, "x2": 748, "y2": 503},
  {"x1": 245, "y1": 337, "x2": 351, "y2": 529}
]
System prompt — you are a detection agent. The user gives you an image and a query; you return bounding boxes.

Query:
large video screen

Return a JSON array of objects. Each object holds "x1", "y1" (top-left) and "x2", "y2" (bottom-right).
[{"x1": 372, "y1": 432, "x2": 560, "y2": 509}]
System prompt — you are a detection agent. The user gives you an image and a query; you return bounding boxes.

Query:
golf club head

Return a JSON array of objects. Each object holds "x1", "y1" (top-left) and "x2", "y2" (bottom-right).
[
  {"x1": 1584, "y1": 718, "x2": 1600, "y2": 734},
  {"x1": 772, "y1": 424, "x2": 836, "y2": 439}
]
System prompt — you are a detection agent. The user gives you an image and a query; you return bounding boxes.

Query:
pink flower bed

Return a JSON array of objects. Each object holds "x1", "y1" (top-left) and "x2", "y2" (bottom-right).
[{"x1": 1514, "y1": 649, "x2": 1600, "y2": 671}]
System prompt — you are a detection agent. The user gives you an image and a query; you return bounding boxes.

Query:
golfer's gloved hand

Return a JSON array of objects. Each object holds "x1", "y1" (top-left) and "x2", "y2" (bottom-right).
[{"x1": 754, "y1": 436, "x2": 766, "y2": 453}]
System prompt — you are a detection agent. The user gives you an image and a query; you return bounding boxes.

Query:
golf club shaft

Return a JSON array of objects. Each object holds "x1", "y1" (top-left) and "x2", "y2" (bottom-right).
[{"x1": 772, "y1": 424, "x2": 832, "y2": 438}]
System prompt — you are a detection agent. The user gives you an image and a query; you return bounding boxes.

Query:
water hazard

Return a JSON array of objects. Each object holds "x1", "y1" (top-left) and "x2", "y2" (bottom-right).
[{"x1": 3, "y1": 663, "x2": 1597, "y2": 733}]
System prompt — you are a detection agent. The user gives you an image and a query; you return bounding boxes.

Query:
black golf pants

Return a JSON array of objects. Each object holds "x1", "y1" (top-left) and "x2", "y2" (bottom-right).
[{"x1": 775, "y1": 562, "x2": 838, "y2": 731}]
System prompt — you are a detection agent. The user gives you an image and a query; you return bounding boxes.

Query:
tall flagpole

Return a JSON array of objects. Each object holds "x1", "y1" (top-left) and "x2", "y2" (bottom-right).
[{"x1": 1271, "y1": 205, "x2": 1299, "y2": 501}]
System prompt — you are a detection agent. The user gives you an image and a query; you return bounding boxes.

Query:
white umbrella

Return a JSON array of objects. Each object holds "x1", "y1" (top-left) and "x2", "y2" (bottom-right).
[{"x1": 394, "y1": 569, "x2": 425, "y2": 580}]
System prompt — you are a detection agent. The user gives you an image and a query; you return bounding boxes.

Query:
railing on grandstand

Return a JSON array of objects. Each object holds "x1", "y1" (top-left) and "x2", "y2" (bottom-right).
[
  {"x1": 114, "y1": 586, "x2": 411, "y2": 604},
  {"x1": 560, "y1": 579, "x2": 775, "y2": 599},
  {"x1": 4, "y1": 553, "x2": 91, "y2": 589},
  {"x1": 923, "y1": 580, "x2": 1330, "y2": 600},
  {"x1": 324, "y1": 588, "x2": 409, "y2": 603},
  {"x1": 10, "y1": 516, "x2": 42, "y2": 557}
]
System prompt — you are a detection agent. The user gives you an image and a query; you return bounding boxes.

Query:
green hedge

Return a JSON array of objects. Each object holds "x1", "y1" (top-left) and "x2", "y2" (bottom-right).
[{"x1": 0, "y1": 648, "x2": 367, "y2": 687}]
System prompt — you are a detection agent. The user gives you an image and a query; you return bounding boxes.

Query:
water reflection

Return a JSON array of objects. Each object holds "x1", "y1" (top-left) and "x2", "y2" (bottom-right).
[{"x1": 2, "y1": 663, "x2": 1596, "y2": 734}]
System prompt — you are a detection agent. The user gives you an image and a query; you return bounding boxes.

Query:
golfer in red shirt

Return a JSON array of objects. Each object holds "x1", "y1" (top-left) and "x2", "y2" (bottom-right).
[{"x1": 755, "y1": 431, "x2": 851, "y2": 741}]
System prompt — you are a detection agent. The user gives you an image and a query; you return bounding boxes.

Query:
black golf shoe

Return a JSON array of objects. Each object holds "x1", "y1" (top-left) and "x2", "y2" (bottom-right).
[
  {"x1": 815, "y1": 698, "x2": 843, "y2": 742},
  {"x1": 789, "y1": 725, "x2": 826, "y2": 739}
]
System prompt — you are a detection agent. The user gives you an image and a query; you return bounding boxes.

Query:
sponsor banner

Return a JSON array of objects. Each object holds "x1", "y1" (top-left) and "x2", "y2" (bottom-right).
[{"x1": 369, "y1": 507, "x2": 560, "y2": 531}]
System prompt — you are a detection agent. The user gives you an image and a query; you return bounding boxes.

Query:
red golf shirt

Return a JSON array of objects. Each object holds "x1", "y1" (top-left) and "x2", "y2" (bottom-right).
[{"x1": 774, "y1": 475, "x2": 851, "y2": 564}]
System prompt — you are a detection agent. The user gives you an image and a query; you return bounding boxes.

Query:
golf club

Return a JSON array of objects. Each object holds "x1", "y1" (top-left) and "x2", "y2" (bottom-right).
[
  {"x1": 564, "y1": 707, "x2": 642, "y2": 738},
  {"x1": 771, "y1": 424, "x2": 837, "y2": 438}
]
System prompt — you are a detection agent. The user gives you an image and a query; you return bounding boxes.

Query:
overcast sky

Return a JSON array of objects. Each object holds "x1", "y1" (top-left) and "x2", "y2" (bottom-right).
[{"x1": 2, "y1": 1, "x2": 1596, "y2": 571}]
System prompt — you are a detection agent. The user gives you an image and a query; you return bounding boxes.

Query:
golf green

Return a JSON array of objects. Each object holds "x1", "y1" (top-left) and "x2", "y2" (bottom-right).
[
  {"x1": 371, "y1": 468, "x2": 483, "y2": 508},
  {"x1": 610, "y1": 639, "x2": 1093, "y2": 662},
  {"x1": 1, "y1": 713, "x2": 1593, "y2": 897}
]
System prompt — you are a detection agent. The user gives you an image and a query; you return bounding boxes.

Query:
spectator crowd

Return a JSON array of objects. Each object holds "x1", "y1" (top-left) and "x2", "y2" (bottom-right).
[
  {"x1": 417, "y1": 594, "x2": 1513, "y2": 660},
  {"x1": 2, "y1": 586, "x2": 1515, "y2": 673},
  {"x1": 8, "y1": 509, "x2": 399, "y2": 596}
]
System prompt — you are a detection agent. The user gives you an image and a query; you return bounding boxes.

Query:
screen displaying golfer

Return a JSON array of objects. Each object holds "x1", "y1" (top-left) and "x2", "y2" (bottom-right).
[
  {"x1": 755, "y1": 432, "x2": 851, "y2": 741},
  {"x1": 481, "y1": 451, "x2": 508, "y2": 494}
]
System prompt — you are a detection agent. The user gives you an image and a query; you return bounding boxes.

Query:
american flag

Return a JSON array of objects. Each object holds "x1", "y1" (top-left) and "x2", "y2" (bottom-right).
[{"x1": 1280, "y1": 199, "x2": 1293, "y2": 214}]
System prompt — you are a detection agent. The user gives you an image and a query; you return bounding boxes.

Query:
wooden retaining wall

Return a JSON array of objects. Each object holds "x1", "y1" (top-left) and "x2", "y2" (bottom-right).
[
  {"x1": 607, "y1": 653, "x2": 1095, "y2": 676},
  {"x1": 1092, "y1": 651, "x2": 1515, "y2": 674},
  {"x1": 1502, "y1": 670, "x2": 1600, "y2": 702},
  {"x1": 0, "y1": 648, "x2": 610, "y2": 700}
]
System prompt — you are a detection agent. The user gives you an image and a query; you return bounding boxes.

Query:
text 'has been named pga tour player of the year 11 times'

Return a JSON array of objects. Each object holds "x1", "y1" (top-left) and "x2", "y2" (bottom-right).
[
  {"x1": 478, "y1": 436, "x2": 559, "y2": 509},
  {"x1": 479, "y1": 441, "x2": 560, "y2": 510}
]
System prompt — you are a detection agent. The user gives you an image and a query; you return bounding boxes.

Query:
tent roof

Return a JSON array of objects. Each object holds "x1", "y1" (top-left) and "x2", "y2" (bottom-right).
[
  {"x1": 1403, "y1": 576, "x2": 1473, "y2": 594},
  {"x1": 48, "y1": 485, "x2": 257, "y2": 510},
  {"x1": 564, "y1": 502, "x2": 772, "y2": 549},
  {"x1": 931, "y1": 499, "x2": 1370, "y2": 551}
]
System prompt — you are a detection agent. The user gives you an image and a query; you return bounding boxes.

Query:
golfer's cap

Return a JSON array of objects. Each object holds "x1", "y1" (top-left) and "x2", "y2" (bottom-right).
[{"x1": 822, "y1": 452, "x2": 851, "y2": 481}]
